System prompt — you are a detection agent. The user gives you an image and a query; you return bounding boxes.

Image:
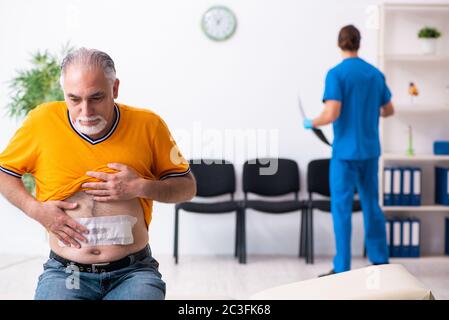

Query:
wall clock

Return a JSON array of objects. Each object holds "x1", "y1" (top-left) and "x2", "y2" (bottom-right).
[{"x1": 201, "y1": 6, "x2": 237, "y2": 41}]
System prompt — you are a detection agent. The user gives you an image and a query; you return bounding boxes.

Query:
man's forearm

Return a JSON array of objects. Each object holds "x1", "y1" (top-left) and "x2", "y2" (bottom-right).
[
  {"x1": 381, "y1": 102, "x2": 395, "y2": 118},
  {"x1": 312, "y1": 113, "x2": 335, "y2": 127},
  {"x1": 312, "y1": 100, "x2": 341, "y2": 127},
  {"x1": 0, "y1": 171, "x2": 40, "y2": 218},
  {"x1": 137, "y1": 173, "x2": 196, "y2": 203}
]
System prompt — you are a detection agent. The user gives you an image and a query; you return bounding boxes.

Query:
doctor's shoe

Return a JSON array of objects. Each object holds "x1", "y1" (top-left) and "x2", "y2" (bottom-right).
[{"x1": 318, "y1": 269, "x2": 336, "y2": 278}]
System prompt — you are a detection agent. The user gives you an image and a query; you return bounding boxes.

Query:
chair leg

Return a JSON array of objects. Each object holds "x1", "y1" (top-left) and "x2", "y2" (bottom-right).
[
  {"x1": 239, "y1": 208, "x2": 247, "y2": 264},
  {"x1": 234, "y1": 209, "x2": 240, "y2": 258},
  {"x1": 174, "y1": 208, "x2": 179, "y2": 264},
  {"x1": 299, "y1": 208, "x2": 306, "y2": 258},
  {"x1": 363, "y1": 242, "x2": 367, "y2": 258},
  {"x1": 304, "y1": 207, "x2": 309, "y2": 263},
  {"x1": 306, "y1": 206, "x2": 314, "y2": 264},
  {"x1": 310, "y1": 207, "x2": 314, "y2": 264}
]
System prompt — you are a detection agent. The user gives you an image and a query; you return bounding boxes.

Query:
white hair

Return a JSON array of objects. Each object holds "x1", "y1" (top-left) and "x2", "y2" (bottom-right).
[{"x1": 60, "y1": 47, "x2": 116, "y2": 87}]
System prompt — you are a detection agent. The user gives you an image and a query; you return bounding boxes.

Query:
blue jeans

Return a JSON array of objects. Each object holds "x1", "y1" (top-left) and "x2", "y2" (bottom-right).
[
  {"x1": 34, "y1": 245, "x2": 166, "y2": 300},
  {"x1": 330, "y1": 157, "x2": 389, "y2": 273}
]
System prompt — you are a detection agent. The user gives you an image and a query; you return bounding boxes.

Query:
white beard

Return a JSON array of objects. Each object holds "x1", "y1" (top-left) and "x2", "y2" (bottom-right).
[{"x1": 74, "y1": 115, "x2": 108, "y2": 135}]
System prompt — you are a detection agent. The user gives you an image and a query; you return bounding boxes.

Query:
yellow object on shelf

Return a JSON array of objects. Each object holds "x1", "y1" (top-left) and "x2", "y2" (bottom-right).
[{"x1": 408, "y1": 82, "x2": 419, "y2": 96}]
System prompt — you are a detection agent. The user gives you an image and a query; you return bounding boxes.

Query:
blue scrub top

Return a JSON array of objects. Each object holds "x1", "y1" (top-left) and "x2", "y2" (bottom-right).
[{"x1": 323, "y1": 57, "x2": 392, "y2": 160}]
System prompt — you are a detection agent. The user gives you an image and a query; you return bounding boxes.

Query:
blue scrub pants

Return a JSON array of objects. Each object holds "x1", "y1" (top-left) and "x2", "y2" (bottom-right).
[{"x1": 330, "y1": 157, "x2": 389, "y2": 273}]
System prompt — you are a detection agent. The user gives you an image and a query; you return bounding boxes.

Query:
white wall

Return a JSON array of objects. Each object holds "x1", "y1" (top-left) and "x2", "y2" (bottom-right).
[{"x1": 0, "y1": 0, "x2": 447, "y2": 257}]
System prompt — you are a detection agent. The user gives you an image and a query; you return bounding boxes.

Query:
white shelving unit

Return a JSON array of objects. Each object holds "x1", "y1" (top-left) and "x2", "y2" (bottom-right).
[
  {"x1": 382, "y1": 54, "x2": 449, "y2": 62},
  {"x1": 393, "y1": 104, "x2": 449, "y2": 113},
  {"x1": 381, "y1": 205, "x2": 449, "y2": 212},
  {"x1": 379, "y1": 3, "x2": 449, "y2": 213},
  {"x1": 383, "y1": 154, "x2": 449, "y2": 161}
]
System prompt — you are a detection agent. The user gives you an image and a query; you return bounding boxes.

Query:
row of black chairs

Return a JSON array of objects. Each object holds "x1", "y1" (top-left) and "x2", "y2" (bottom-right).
[{"x1": 173, "y1": 158, "x2": 362, "y2": 264}]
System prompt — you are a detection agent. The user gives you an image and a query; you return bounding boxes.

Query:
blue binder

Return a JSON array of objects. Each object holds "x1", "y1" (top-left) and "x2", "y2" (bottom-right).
[
  {"x1": 443, "y1": 168, "x2": 449, "y2": 204},
  {"x1": 392, "y1": 168, "x2": 402, "y2": 206},
  {"x1": 411, "y1": 168, "x2": 422, "y2": 206},
  {"x1": 384, "y1": 168, "x2": 393, "y2": 206},
  {"x1": 401, "y1": 219, "x2": 412, "y2": 257},
  {"x1": 436, "y1": 167, "x2": 442, "y2": 205},
  {"x1": 399, "y1": 168, "x2": 404, "y2": 206},
  {"x1": 410, "y1": 218, "x2": 420, "y2": 257},
  {"x1": 435, "y1": 167, "x2": 449, "y2": 205},
  {"x1": 392, "y1": 219, "x2": 402, "y2": 257},
  {"x1": 385, "y1": 219, "x2": 392, "y2": 257},
  {"x1": 401, "y1": 168, "x2": 412, "y2": 206},
  {"x1": 445, "y1": 217, "x2": 449, "y2": 256},
  {"x1": 436, "y1": 167, "x2": 441, "y2": 204}
]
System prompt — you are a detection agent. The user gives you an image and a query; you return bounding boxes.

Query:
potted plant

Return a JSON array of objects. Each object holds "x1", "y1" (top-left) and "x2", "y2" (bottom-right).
[
  {"x1": 6, "y1": 45, "x2": 72, "y2": 195},
  {"x1": 418, "y1": 26, "x2": 442, "y2": 54}
]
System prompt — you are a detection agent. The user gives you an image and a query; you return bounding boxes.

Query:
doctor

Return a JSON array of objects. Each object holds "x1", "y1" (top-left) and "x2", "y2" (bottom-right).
[{"x1": 304, "y1": 25, "x2": 395, "y2": 275}]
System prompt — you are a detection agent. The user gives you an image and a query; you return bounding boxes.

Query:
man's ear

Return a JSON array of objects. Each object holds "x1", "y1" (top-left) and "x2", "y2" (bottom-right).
[{"x1": 113, "y1": 78, "x2": 120, "y2": 99}]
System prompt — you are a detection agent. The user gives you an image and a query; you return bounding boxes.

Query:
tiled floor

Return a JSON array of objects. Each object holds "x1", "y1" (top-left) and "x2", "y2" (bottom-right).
[{"x1": 1, "y1": 254, "x2": 448, "y2": 300}]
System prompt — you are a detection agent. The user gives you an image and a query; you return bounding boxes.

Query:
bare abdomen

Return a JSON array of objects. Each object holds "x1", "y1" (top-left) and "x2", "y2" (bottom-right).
[{"x1": 48, "y1": 191, "x2": 149, "y2": 264}]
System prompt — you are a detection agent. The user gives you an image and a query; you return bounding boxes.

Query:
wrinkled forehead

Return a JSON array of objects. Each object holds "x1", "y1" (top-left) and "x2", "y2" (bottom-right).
[{"x1": 62, "y1": 64, "x2": 112, "y2": 95}]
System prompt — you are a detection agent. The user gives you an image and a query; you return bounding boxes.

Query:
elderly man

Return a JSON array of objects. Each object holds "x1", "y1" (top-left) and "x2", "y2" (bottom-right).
[{"x1": 0, "y1": 48, "x2": 196, "y2": 300}]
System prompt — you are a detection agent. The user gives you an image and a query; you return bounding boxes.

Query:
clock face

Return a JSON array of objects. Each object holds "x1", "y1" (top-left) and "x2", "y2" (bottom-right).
[{"x1": 201, "y1": 6, "x2": 237, "y2": 41}]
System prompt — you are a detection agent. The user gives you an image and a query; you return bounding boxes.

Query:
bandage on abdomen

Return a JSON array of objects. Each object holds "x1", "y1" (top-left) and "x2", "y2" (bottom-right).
[{"x1": 58, "y1": 215, "x2": 138, "y2": 247}]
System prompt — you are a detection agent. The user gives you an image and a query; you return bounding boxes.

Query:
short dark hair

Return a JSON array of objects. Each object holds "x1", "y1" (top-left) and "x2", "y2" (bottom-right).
[{"x1": 338, "y1": 25, "x2": 361, "y2": 51}]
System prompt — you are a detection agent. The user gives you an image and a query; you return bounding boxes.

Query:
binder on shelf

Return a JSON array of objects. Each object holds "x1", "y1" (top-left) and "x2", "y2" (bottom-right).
[
  {"x1": 392, "y1": 168, "x2": 402, "y2": 206},
  {"x1": 384, "y1": 168, "x2": 393, "y2": 206},
  {"x1": 410, "y1": 218, "x2": 420, "y2": 257},
  {"x1": 411, "y1": 168, "x2": 421, "y2": 206},
  {"x1": 443, "y1": 167, "x2": 447, "y2": 205},
  {"x1": 435, "y1": 167, "x2": 449, "y2": 206},
  {"x1": 402, "y1": 168, "x2": 412, "y2": 206},
  {"x1": 385, "y1": 219, "x2": 392, "y2": 257},
  {"x1": 445, "y1": 217, "x2": 449, "y2": 256},
  {"x1": 392, "y1": 219, "x2": 402, "y2": 257},
  {"x1": 401, "y1": 219, "x2": 411, "y2": 257},
  {"x1": 435, "y1": 167, "x2": 442, "y2": 205},
  {"x1": 387, "y1": 217, "x2": 421, "y2": 258},
  {"x1": 399, "y1": 168, "x2": 404, "y2": 206},
  {"x1": 444, "y1": 167, "x2": 447, "y2": 205}
]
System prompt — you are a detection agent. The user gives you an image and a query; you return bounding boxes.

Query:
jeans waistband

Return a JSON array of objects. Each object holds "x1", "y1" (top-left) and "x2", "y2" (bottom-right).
[{"x1": 49, "y1": 244, "x2": 151, "y2": 273}]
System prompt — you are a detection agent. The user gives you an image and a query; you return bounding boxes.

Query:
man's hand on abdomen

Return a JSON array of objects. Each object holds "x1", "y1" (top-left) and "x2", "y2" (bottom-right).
[{"x1": 29, "y1": 200, "x2": 90, "y2": 248}]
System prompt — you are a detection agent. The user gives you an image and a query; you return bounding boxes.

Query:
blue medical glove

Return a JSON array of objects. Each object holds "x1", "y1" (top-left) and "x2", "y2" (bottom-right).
[{"x1": 303, "y1": 118, "x2": 314, "y2": 129}]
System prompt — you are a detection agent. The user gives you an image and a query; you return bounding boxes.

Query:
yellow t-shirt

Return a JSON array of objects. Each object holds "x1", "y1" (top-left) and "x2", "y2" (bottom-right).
[{"x1": 0, "y1": 101, "x2": 190, "y2": 227}]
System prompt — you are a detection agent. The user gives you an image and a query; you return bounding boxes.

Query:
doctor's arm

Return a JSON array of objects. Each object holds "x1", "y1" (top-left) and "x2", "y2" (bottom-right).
[
  {"x1": 380, "y1": 101, "x2": 395, "y2": 118},
  {"x1": 311, "y1": 100, "x2": 341, "y2": 127}
]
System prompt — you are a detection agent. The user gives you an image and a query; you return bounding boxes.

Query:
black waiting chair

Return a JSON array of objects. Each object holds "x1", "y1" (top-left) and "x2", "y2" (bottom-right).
[
  {"x1": 302, "y1": 158, "x2": 363, "y2": 264},
  {"x1": 174, "y1": 159, "x2": 242, "y2": 264},
  {"x1": 240, "y1": 158, "x2": 306, "y2": 264}
]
